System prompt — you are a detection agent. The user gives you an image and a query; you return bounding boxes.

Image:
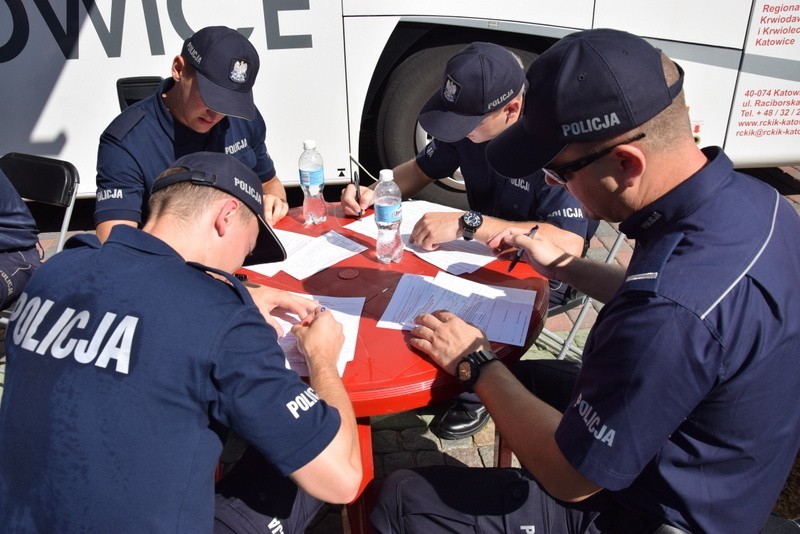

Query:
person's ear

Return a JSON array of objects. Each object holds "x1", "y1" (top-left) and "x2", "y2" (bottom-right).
[
  {"x1": 171, "y1": 55, "x2": 185, "y2": 82},
  {"x1": 504, "y1": 98, "x2": 522, "y2": 123},
  {"x1": 213, "y1": 199, "x2": 240, "y2": 237},
  {"x1": 612, "y1": 144, "x2": 646, "y2": 188}
]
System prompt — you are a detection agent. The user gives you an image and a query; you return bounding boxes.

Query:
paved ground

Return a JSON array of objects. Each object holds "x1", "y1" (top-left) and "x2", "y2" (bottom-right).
[{"x1": 2, "y1": 167, "x2": 799, "y2": 533}]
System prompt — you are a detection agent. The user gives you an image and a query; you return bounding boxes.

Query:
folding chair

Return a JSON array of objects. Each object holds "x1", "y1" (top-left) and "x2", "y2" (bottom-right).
[
  {"x1": 116, "y1": 76, "x2": 163, "y2": 111},
  {"x1": 538, "y1": 230, "x2": 627, "y2": 360},
  {"x1": 0, "y1": 152, "x2": 79, "y2": 254}
]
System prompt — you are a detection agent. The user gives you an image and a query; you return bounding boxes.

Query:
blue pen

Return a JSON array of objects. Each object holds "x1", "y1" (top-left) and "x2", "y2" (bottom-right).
[{"x1": 506, "y1": 225, "x2": 539, "y2": 273}]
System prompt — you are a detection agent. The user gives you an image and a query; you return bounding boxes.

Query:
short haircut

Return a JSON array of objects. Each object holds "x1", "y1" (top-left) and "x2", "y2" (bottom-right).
[{"x1": 148, "y1": 166, "x2": 253, "y2": 225}]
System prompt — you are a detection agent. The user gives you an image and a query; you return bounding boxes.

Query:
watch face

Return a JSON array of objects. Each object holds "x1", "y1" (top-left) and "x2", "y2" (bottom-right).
[
  {"x1": 463, "y1": 211, "x2": 482, "y2": 228},
  {"x1": 457, "y1": 360, "x2": 473, "y2": 382}
]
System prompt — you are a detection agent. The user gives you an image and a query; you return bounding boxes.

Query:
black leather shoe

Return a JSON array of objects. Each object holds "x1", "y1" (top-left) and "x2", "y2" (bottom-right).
[{"x1": 431, "y1": 403, "x2": 490, "y2": 440}]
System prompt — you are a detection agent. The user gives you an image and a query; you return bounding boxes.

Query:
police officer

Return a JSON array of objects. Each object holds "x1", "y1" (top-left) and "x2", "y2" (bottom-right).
[
  {"x1": 0, "y1": 168, "x2": 40, "y2": 310},
  {"x1": 341, "y1": 42, "x2": 597, "y2": 440},
  {"x1": 370, "y1": 29, "x2": 800, "y2": 533},
  {"x1": 1, "y1": 153, "x2": 361, "y2": 532},
  {"x1": 95, "y1": 26, "x2": 289, "y2": 243}
]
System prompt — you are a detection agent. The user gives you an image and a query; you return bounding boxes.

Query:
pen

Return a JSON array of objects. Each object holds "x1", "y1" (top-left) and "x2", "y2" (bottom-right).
[
  {"x1": 506, "y1": 225, "x2": 539, "y2": 273},
  {"x1": 353, "y1": 170, "x2": 363, "y2": 219}
]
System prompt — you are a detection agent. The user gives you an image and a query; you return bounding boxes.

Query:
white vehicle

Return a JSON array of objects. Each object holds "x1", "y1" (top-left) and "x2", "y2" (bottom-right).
[{"x1": 2, "y1": 0, "x2": 799, "y2": 208}]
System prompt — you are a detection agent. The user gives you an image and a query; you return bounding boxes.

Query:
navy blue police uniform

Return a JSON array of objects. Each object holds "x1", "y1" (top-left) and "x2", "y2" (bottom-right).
[
  {"x1": 417, "y1": 138, "x2": 591, "y2": 236},
  {"x1": 95, "y1": 78, "x2": 277, "y2": 227},
  {"x1": 372, "y1": 147, "x2": 800, "y2": 533},
  {"x1": 0, "y1": 225, "x2": 340, "y2": 532},
  {"x1": 0, "y1": 169, "x2": 41, "y2": 309},
  {"x1": 416, "y1": 138, "x2": 597, "y2": 305}
]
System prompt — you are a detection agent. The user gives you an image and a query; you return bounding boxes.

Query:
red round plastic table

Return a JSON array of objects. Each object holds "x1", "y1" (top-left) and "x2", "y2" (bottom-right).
[{"x1": 240, "y1": 203, "x2": 549, "y2": 533}]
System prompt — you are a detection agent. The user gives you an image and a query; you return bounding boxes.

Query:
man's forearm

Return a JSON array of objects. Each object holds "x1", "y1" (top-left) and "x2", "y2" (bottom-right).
[
  {"x1": 477, "y1": 217, "x2": 585, "y2": 257},
  {"x1": 473, "y1": 362, "x2": 601, "y2": 502},
  {"x1": 552, "y1": 255, "x2": 626, "y2": 303},
  {"x1": 392, "y1": 160, "x2": 434, "y2": 199},
  {"x1": 307, "y1": 361, "x2": 361, "y2": 475},
  {"x1": 261, "y1": 175, "x2": 287, "y2": 201}
]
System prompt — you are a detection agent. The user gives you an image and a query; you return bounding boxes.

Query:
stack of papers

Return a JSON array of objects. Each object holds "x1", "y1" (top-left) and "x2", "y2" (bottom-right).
[
  {"x1": 345, "y1": 200, "x2": 496, "y2": 274},
  {"x1": 272, "y1": 294, "x2": 365, "y2": 377},
  {"x1": 377, "y1": 271, "x2": 537, "y2": 347}
]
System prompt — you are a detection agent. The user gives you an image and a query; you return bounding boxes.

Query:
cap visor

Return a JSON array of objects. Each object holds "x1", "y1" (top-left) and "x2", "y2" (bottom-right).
[
  {"x1": 243, "y1": 215, "x2": 287, "y2": 266},
  {"x1": 417, "y1": 93, "x2": 485, "y2": 143},
  {"x1": 195, "y1": 73, "x2": 256, "y2": 120},
  {"x1": 486, "y1": 121, "x2": 565, "y2": 178}
]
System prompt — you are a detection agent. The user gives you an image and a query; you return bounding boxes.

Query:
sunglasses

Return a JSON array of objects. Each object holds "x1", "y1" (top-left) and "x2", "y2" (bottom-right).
[{"x1": 543, "y1": 132, "x2": 646, "y2": 185}]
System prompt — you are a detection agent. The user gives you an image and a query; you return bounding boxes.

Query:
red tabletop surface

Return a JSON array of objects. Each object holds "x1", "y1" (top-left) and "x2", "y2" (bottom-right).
[{"x1": 241, "y1": 203, "x2": 549, "y2": 418}]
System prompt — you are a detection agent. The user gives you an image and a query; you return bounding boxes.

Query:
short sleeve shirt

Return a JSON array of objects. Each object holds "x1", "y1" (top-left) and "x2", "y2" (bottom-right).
[
  {"x1": 0, "y1": 226, "x2": 340, "y2": 532},
  {"x1": 415, "y1": 138, "x2": 593, "y2": 241},
  {"x1": 95, "y1": 79, "x2": 277, "y2": 226},
  {"x1": 555, "y1": 148, "x2": 800, "y2": 532}
]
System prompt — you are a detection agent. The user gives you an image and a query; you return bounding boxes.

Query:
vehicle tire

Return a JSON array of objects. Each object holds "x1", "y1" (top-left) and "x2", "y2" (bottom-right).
[{"x1": 375, "y1": 43, "x2": 538, "y2": 210}]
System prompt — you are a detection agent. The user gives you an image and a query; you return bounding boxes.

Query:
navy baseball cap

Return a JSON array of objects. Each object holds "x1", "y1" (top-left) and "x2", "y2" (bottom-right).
[
  {"x1": 152, "y1": 152, "x2": 286, "y2": 263},
  {"x1": 418, "y1": 42, "x2": 526, "y2": 143},
  {"x1": 486, "y1": 29, "x2": 684, "y2": 178},
  {"x1": 181, "y1": 26, "x2": 260, "y2": 120}
]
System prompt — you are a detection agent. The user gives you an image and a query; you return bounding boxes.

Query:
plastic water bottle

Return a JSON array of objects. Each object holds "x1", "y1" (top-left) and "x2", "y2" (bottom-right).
[
  {"x1": 373, "y1": 169, "x2": 403, "y2": 264},
  {"x1": 298, "y1": 139, "x2": 326, "y2": 224}
]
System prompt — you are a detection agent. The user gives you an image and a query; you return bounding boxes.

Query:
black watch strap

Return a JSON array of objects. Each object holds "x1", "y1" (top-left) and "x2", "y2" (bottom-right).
[
  {"x1": 461, "y1": 211, "x2": 483, "y2": 241},
  {"x1": 456, "y1": 349, "x2": 498, "y2": 390}
]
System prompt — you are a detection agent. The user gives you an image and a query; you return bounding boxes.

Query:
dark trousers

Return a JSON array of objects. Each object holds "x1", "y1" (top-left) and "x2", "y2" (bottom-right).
[
  {"x1": 372, "y1": 360, "x2": 667, "y2": 533},
  {"x1": 214, "y1": 447, "x2": 324, "y2": 534}
]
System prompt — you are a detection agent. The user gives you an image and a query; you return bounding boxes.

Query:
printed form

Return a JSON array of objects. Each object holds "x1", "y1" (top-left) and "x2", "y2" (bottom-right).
[
  {"x1": 246, "y1": 228, "x2": 315, "y2": 277},
  {"x1": 345, "y1": 200, "x2": 496, "y2": 275},
  {"x1": 377, "y1": 271, "x2": 536, "y2": 346},
  {"x1": 272, "y1": 294, "x2": 365, "y2": 377},
  {"x1": 249, "y1": 230, "x2": 367, "y2": 280}
]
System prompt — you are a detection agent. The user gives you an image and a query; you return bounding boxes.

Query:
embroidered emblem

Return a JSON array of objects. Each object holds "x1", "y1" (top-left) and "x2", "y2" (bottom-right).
[
  {"x1": 230, "y1": 60, "x2": 249, "y2": 84},
  {"x1": 443, "y1": 75, "x2": 461, "y2": 103}
]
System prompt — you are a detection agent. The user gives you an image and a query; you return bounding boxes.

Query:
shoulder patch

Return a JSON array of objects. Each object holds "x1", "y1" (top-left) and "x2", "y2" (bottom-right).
[
  {"x1": 103, "y1": 108, "x2": 146, "y2": 141},
  {"x1": 64, "y1": 233, "x2": 101, "y2": 250},
  {"x1": 621, "y1": 231, "x2": 683, "y2": 295},
  {"x1": 186, "y1": 262, "x2": 253, "y2": 304}
]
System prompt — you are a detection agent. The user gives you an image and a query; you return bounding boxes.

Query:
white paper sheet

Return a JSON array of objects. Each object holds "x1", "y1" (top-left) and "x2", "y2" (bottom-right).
[
  {"x1": 245, "y1": 228, "x2": 315, "y2": 277},
  {"x1": 280, "y1": 231, "x2": 367, "y2": 280},
  {"x1": 273, "y1": 294, "x2": 365, "y2": 377},
  {"x1": 377, "y1": 271, "x2": 536, "y2": 346},
  {"x1": 345, "y1": 200, "x2": 495, "y2": 274}
]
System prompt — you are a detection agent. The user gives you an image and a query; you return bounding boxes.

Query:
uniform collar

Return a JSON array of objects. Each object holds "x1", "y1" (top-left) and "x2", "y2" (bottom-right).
[
  {"x1": 155, "y1": 78, "x2": 177, "y2": 139},
  {"x1": 106, "y1": 224, "x2": 183, "y2": 260},
  {"x1": 620, "y1": 147, "x2": 731, "y2": 241}
]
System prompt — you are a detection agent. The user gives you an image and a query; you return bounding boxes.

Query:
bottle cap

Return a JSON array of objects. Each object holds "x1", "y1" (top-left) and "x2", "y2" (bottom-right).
[
  {"x1": 303, "y1": 139, "x2": 316, "y2": 150},
  {"x1": 379, "y1": 169, "x2": 394, "y2": 182}
]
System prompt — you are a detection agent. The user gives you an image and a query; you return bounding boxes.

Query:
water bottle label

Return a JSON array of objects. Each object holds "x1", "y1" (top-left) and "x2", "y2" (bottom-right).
[
  {"x1": 375, "y1": 202, "x2": 402, "y2": 223},
  {"x1": 299, "y1": 168, "x2": 324, "y2": 187}
]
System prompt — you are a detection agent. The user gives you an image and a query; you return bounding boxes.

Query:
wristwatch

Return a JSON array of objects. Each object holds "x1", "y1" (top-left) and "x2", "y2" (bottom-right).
[
  {"x1": 456, "y1": 349, "x2": 498, "y2": 391},
  {"x1": 461, "y1": 210, "x2": 483, "y2": 241}
]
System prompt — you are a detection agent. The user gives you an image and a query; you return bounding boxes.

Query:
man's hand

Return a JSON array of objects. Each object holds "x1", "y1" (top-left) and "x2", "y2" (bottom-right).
[
  {"x1": 340, "y1": 183, "x2": 373, "y2": 217},
  {"x1": 262, "y1": 194, "x2": 289, "y2": 225},
  {"x1": 409, "y1": 310, "x2": 490, "y2": 375},
  {"x1": 488, "y1": 227, "x2": 573, "y2": 281},
  {"x1": 409, "y1": 211, "x2": 463, "y2": 251},
  {"x1": 247, "y1": 285, "x2": 318, "y2": 337},
  {"x1": 291, "y1": 307, "x2": 344, "y2": 370}
]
